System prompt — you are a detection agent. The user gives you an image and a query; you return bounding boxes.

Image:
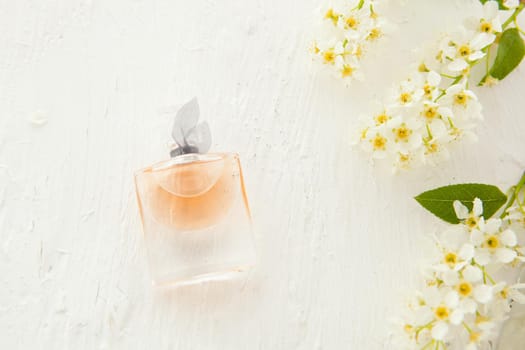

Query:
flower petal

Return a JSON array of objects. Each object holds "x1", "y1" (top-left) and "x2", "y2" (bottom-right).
[
  {"x1": 480, "y1": 218, "x2": 501, "y2": 234},
  {"x1": 460, "y1": 298, "x2": 477, "y2": 314},
  {"x1": 495, "y1": 248, "x2": 517, "y2": 263},
  {"x1": 471, "y1": 230, "x2": 484, "y2": 246},
  {"x1": 448, "y1": 59, "x2": 469, "y2": 72},
  {"x1": 510, "y1": 288, "x2": 525, "y2": 304},
  {"x1": 471, "y1": 32, "x2": 496, "y2": 50},
  {"x1": 475, "y1": 249, "x2": 491, "y2": 266},
  {"x1": 443, "y1": 269, "x2": 460, "y2": 286},
  {"x1": 454, "y1": 200, "x2": 469, "y2": 220},
  {"x1": 450, "y1": 309, "x2": 464, "y2": 325},
  {"x1": 459, "y1": 244, "x2": 475, "y2": 261},
  {"x1": 427, "y1": 71, "x2": 441, "y2": 86},
  {"x1": 474, "y1": 284, "x2": 493, "y2": 304},
  {"x1": 469, "y1": 51, "x2": 486, "y2": 61},
  {"x1": 445, "y1": 291, "x2": 459, "y2": 308},
  {"x1": 473, "y1": 198, "x2": 483, "y2": 217},
  {"x1": 424, "y1": 287, "x2": 441, "y2": 307},
  {"x1": 431, "y1": 321, "x2": 449, "y2": 340},
  {"x1": 500, "y1": 229, "x2": 517, "y2": 247},
  {"x1": 463, "y1": 265, "x2": 482, "y2": 283},
  {"x1": 483, "y1": 1, "x2": 499, "y2": 20}
]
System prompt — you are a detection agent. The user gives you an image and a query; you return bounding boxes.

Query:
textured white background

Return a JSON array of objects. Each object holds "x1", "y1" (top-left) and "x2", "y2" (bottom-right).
[{"x1": 1, "y1": 0, "x2": 525, "y2": 348}]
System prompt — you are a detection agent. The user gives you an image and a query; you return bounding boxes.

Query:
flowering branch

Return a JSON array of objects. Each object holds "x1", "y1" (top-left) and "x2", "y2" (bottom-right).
[
  {"x1": 347, "y1": 0, "x2": 525, "y2": 172},
  {"x1": 393, "y1": 171, "x2": 525, "y2": 349},
  {"x1": 312, "y1": 0, "x2": 389, "y2": 82}
]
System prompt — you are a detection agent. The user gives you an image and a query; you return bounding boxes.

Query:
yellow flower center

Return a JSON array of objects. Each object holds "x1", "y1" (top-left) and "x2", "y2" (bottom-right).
[
  {"x1": 399, "y1": 92, "x2": 412, "y2": 104},
  {"x1": 457, "y1": 281, "x2": 473, "y2": 297},
  {"x1": 325, "y1": 9, "x2": 339, "y2": 25},
  {"x1": 341, "y1": 64, "x2": 353, "y2": 78},
  {"x1": 444, "y1": 252, "x2": 458, "y2": 266},
  {"x1": 323, "y1": 50, "x2": 336, "y2": 64},
  {"x1": 398, "y1": 153, "x2": 410, "y2": 164},
  {"x1": 466, "y1": 215, "x2": 478, "y2": 229},
  {"x1": 354, "y1": 44, "x2": 363, "y2": 58},
  {"x1": 360, "y1": 127, "x2": 369, "y2": 140},
  {"x1": 423, "y1": 105, "x2": 438, "y2": 120},
  {"x1": 346, "y1": 16, "x2": 359, "y2": 29},
  {"x1": 484, "y1": 235, "x2": 500, "y2": 249},
  {"x1": 470, "y1": 332, "x2": 481, "y2": 343},
  {"x1": 480, "y1": 21, "x2": 493, "y2": 33},
  {"x1": 434, "y1": 305, "x2": 450, "y2": 320},
  {"x1": 426, "y1": 142, "x2": 439, "y2": 154},
  {"x1": 454, "y1": 92, "x2": 468, "y2": 106},
  {"x1": 436, "y1": 50, "x2": 444, "y2": 63},
  {"x1": 476, "y1": 314, "x2": 489, "y2": 324},
  {"x1": 458, "y1": 45, "x2": 471, "y2": 57},
  {"x1": 423, "y1": 84, "x2": 434, "y2": 98},
  {"x1": 375, "y1": 113, "x2": 390, "y2": 125},
  {"x1": 404, "y1": 324, "x2": 413, "y2": 334},
  {"x1": 367, "y1": 28, "x2": 382, "y2": 41},
  {"x1": 393, "y1": 124, "x2": 412, "y2": 142},
  {"x1": 371, "y1": 134, "x2": 387, "y2": 150}
]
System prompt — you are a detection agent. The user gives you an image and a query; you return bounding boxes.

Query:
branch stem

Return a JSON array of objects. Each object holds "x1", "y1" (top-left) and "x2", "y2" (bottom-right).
[
  {"x1": 500, "y1": 171, "x2": 525, "y2": 218},
  {"x1": 503, "y1": 4, "x2": 525, "y2": 30}
]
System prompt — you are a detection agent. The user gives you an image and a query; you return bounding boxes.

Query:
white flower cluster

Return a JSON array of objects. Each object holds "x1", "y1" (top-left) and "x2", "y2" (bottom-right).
[
  {"x1": 312, "y1": 0, "x2": 388, "y2": 82},
  {"x1": 394, "y1": 198, "x2": 525, "y2": 350},
  {"x1": 357, "y1": 1, "x2": 516, "y2": 172}
]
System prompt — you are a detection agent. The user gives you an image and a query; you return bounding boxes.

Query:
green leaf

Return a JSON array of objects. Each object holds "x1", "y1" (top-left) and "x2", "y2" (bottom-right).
[
  {"x1": 489, "y1": 28, "x2": 525, "y2": 80},
  {"x1": 479, "y1": 0, "x2": 509, "y2": 10},
  {"x1": 415, "y1": 184, "x2": 507, "y2": 224}
]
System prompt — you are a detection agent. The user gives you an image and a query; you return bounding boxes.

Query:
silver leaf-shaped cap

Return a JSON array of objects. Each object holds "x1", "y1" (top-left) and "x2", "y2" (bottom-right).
[{"x1": 170, "y1": 98, "x2": 211, "y2": 157}]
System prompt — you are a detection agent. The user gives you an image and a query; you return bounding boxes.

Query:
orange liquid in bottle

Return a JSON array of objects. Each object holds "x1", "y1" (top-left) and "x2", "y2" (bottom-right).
[{"x1": 139, "y1": 154, "x2": 239, "y2": 230}]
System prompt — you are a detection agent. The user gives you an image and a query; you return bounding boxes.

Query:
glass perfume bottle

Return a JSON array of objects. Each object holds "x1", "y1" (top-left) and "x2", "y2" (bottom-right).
[{"x1": 134, "y1": 98, "x2": 255, "y2": 286}]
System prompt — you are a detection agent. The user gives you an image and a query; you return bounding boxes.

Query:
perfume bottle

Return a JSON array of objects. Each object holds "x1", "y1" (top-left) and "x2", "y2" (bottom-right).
[{"x1": 134, "y1": 98, "x2": 255, "y2": 286}]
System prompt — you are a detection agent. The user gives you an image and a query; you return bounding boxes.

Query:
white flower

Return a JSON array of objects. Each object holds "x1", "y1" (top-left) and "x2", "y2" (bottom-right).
[
  {"x1": 471, "y1": 226, "x2": 517, "y2": 265},
  {"x1": 446, "y1": 28, "x2": 495, "y2": 72},
  {"x1": 419, "y1": 287, "x2": 464, "y2": 340},
  {"x1": 386, "y1": 116, "x2": 423, "y2": 153},
  {"x1": 440, "y1": 224, "x2": 470, "y2": 250},
  {"x1": 421, "y1": 119, "x2": 454, "y2": 165},
  {"x1": 465, "y1": 322, "x2": 496, "y2": 350},
  {"x1": 334, "y1": 53, "x2": 362, "y2": 81},
  {"x1": 314, "y1": 0, "x2": 389, "y2": 84},
  {"x1": 441, "y1": 265, "x2": 492, "y2": 322},
  {"x1": 441, "y1": 82, "x2": 482, "y2": 120},
  {"x1": 395, "y1": 194, "x2": 525, "y2": 349},
  {"x1": 389, "y1": 77, "x2": 424, "y2": 107},
  {"x1": 493, "y1": 282, "x2": 525, "y2": 304},
  {"x1": 464, "y1": 1, "x2": 503, "y2": 36},
  {"x1": 421, "y1": 71, "x2": 442, "y2": 101},
  {"x1": 434, "y1": 226, "x2": 473, "y2": 272},
  {"x1": 454, "y1": 198, "x2": 483, "y2": 230},
  {"x1": 419, "y1": 101, "x2": 452, "y2": 123},
  {"x1": 360, "y1": 125, "x2": 391, "y2": 159},
  {"x1": 391, "y1": 149, "x2": 424, "y2": 173}
]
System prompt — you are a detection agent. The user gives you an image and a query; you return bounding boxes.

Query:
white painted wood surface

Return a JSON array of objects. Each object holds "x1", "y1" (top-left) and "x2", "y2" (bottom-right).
[{"x1": 1, "y1": 0, "x2": 524, "y2": 348}]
